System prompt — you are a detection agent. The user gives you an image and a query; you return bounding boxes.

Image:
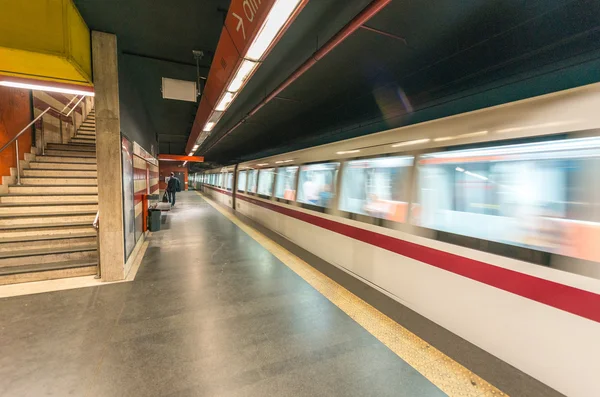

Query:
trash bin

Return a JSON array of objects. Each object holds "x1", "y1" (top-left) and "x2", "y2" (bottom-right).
[{"x1": 148, "y1": 208, "x2": 162, "y2": 232}]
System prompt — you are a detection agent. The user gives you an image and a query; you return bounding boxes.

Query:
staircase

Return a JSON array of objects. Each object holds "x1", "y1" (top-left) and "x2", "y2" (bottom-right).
[{"x1": 0, "y1": 110, "x2": 99, "y2": 285}]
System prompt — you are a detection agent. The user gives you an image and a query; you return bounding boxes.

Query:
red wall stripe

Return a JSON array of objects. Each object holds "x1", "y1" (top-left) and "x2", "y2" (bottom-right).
[{"x1": 204, "y1": 185, "x2": 600, "y2": 324}]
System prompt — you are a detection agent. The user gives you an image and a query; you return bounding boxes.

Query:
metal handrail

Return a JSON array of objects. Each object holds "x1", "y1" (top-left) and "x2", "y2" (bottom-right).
[{"x1": 0, "y1": 94, "x2": 82, "y2": 185}]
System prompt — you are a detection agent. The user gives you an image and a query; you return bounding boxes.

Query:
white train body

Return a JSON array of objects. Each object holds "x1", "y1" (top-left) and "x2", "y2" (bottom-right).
[{"x1": 192, "y1": 83, "x2": 600, "y2": 397}]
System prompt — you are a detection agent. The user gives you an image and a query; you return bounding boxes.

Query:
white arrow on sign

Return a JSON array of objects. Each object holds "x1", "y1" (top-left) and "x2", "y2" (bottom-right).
[{"x1": 232, "y1": 12, "x2": 246, "y2": 40}]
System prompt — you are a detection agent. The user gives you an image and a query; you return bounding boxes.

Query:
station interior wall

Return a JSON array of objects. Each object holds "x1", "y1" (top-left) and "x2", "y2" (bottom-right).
[
  {"x1": 118, "y1": 51, "x2": 158, "y2": 157},
  {"x1": 158, "y1": 161, "x2": 188, "y2": 191},
  {"x1": 0, "y1": 86, "x2": 32, "y2": 177}
]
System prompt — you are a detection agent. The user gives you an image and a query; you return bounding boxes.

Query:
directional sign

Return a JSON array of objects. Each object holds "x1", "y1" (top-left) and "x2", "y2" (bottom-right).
[{"x1": 225, "y1": 0, "x2": 276, "y2": 55}]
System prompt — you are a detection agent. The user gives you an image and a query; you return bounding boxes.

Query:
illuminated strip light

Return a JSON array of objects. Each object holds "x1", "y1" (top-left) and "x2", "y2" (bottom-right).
[
  {"x1": 203, "y1": 111, "x2": 223, "y2": 132},
  {"x1": 203, "y1": 0, "x2": 304, "y2": 134},
  {"x1": 424, "y1": 136, "x2": 600, "y2": 159},
  {"x1": 496, "y1": 121, "x2": 579, "y2": 133},
  {"x1": 275, "y1": 159, "x2": 294, "y2": 164},
  {"x1": 228, "y1": 60, "x2": 258, "y2": 93},
  {"x1": 433, "y1": 130, "x2": 488, "y2": 142},
  {"x1": 183, "y1": 161, "x2": 188, "y2": 166},
  {"x1": 215, "y1": 92, "x2": 235, "y2": 112},
  {"x1": 336, "y1": 150, "x2": 360, "y2": 155},
  {"x1": 455, "y1": 166, "x2": 487, "y2": 181},
  {"x1": 246, "y1": 0, "x2": 303, "y2": 62},
  {"x1": 0, "y1": 81, "x2": 95, "y2": 96},
  {"x1": 391, "y1": 138, "x2": 430, "y2": 148},
  {"x1": 464, "y1": 170, "x2": 488, "y2": 181},
  {"x1": 256, "y1": 163, "x2": 269, "y2": 166}
]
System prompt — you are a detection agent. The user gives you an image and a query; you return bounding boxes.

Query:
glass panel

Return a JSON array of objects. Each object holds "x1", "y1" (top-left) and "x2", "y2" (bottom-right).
[
  {"x1": 414, "y1": 137, "x2": 600, "y2": 262},
  {"x1": 218, "y1": 173, "x2": 223, "y2": 188},
  {"x1": 275, "y1": 166, "x2": 298, "y2": 200},
  {"x1": 121, "y1": 136, "x2": 135, "y2": 261},
  {"x1": 238, "y1": 170, "x2": 247, "y2": 192},
  {"x1": 297, "y1": 162, "x2": 339, "y2": 208},
  {"x1": 247, "y1": 169, "x2": 258, "y2": 193},
  {"x1": 257, "y1": 168, "x2": 275, "y2": 196},
  {"x1": 226, "y1": 172, "x2": 233, "y2": 190},
  {"x1": 340, "y1": 156, "x2": 413, "y2": 222}
]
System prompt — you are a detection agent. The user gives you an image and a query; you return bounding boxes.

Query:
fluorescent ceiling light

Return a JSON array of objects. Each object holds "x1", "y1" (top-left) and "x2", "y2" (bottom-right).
[
  {"x1": 188, "y1": 152, "x2": 194, "y2": 156},
  {"x1": 0, "y1": 81, "x2": 94, "y2": 96},
  {"x1": 275, "y1": 159, "x2": 294, "y2": 164},
  {"x1": 246, "y1": 0, "x2": 302, "y2": 61},
  {"x1": 183, "y1": 161, "x2": 188, "y2": 166},
  {"x1": 192, "y1": 145, "x2": 199, "y2": 151},
  {"x1": 455, "y1": 167, "x2": 464, "y2": 172},
  {"x1": 228, "y1": 60, "x2": 258, "y2": 93},
  {"x1": 391, "y1": 138, "x2": 430, "y2": 148},
  {"x1": 215, "y1": 91, "x2": 235, "y2": 112},
  {"x1": 336, "y1": 150, "x2": 360, "y2": 155},
  {"x1": 256, "y1": 163, "x2": 269, "y2": 166},
  {"x1": 203, "y1": 122, "x2": 216, "y2": 132}
]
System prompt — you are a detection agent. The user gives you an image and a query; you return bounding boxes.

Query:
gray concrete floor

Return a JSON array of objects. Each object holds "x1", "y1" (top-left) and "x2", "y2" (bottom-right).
[{"x1": 0, "y1": 192, "x2": 446, "y2": 397}]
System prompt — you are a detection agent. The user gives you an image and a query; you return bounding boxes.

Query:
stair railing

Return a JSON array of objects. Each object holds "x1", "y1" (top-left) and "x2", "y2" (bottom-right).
[{"x1": 0, "y1": 94, "x2": 83, "y2": 185}]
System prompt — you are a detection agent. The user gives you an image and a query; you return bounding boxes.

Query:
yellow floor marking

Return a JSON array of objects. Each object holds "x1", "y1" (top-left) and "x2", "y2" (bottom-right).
[{"x1": 198, "y1": 192, "x2": 506, "y2": 397}]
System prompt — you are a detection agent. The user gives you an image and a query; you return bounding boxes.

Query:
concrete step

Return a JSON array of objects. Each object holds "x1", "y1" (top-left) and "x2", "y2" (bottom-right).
[
  {"x1": 0, "y1": 193, "x2": 98, "y2": 204},
  {"x1": 0, "y1": 202, "x2": 98, "y2": 215},
  {"x1": 75, "y1": 132, "x2": 96, "y2": 138},
  {"x1": 21, "y1": 177, "x2": 97, "y2": 186},
  {"x1": 29, "y1": 161, "x2": 97, "y2": 170},
  {"x1": 78, "y1": 126, "x2": 96, "y2": 132},
  {"x1": 46, "y1": 143, "x2": 96, "y2": 152},
  {"x1": 0, "y1": 234, "x2": 96, "y2": 253},
  {"x1": 23, "y1": 169, "x2": 97, "y2": 178},
  {"x1": 71, "y1": 138, "x2": 96, "y2": 145},
  {"x1": 44, "y1": 149, "x2": 96, "y2": 158},
  {"x1": 35, "y1": 155, "x2": 97, "y2": 164},
  {"x1": 0, "y1": 212, "x2": 96, "y2": 227},
  {"x1": 0, "y1": 245, "x2": 97, "y2": 268},
  {"x1": 0, "y1": 222, "x2": 95, "y2": 238},
  {"x1": 0, "y1": 260, "x2": 97, "y2": 282},
  {"x1": 8, "y1": 185, "x2": 98, "y2": 194}
]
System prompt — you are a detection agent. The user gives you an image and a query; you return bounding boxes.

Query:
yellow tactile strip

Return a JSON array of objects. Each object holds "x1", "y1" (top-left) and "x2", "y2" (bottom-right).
[{"x1": 198, "y1": 192, "x2": 506, "y2": 397}]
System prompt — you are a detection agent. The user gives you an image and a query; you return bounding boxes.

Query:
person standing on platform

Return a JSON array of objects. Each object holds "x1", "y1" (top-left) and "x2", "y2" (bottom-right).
[{"x1": 167, "y1": 172, "x2": 180, "y2": 207}]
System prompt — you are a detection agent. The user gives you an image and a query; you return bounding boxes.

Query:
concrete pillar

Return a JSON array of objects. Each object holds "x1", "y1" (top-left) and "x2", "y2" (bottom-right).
[{"x1": 92, "y1": 31, "x2": 125, "y2": 281}]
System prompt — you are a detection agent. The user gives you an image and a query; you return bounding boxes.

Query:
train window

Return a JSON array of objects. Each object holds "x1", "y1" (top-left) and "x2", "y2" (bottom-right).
[
  {"x1": 226, "y1": 172, "x2": 233, "y2": 191},
  {"x1": 247, "y1": 170, "x2": 258, "y2": 193},
  {"x1": 237, "y1": 171, "x2": 247, "y2": 192},
  {"x1": 257, "y1": 168, "x2": 275, "y2": 197},
  {"x1": 297, "y1": 162, "x2": 339, "y2": 208},
  {"x1": 414, "y1": 137, "x2": 600, "y2": 263},
  {"x1": 275, "y1": 166, "x2": 298, "y2": 200},
  {"x1": 340, "y1": 156, "x2": 413, "y2": 222}
]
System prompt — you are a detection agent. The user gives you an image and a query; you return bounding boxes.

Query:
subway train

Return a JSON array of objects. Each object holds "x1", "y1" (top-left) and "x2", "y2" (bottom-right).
[{"x1": 191, "y1": 83, "x2": 600, "y2": 397}]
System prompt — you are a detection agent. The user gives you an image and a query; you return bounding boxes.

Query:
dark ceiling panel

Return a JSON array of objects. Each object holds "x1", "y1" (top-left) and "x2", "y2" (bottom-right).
[{"x1": 74, "y1": 0, "x2": 230, "y2": 154}]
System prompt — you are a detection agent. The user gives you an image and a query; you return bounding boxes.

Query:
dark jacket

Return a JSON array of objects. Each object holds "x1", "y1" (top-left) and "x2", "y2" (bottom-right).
[{"x1": 167, "y1": 177, "x2": 180, "y2": 192}]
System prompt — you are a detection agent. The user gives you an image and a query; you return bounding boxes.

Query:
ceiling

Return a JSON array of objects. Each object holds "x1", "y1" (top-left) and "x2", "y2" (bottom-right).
[
  {"x1": 74, "y1": 0, "x2": 230, "y2": 154},
  {"x1": 73, "y1": 0, "x2": 600, "y2": 167},
  {"x1": 196, "y1": 0, "x2": 600, "y2": 168}
]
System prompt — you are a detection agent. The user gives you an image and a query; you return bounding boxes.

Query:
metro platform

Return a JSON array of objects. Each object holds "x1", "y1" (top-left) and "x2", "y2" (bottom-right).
[{"x1": 0, "y1": 192, "x2": 562, "y2": 397}]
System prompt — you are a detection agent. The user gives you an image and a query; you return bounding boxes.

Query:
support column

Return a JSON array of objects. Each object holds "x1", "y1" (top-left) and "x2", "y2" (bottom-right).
[{"x1": 92, "y1": 31, "x2": 125, "y2": 281}]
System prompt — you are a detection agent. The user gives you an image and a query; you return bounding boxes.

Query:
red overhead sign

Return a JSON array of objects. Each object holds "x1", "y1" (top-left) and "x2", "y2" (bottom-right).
[
  {"x1": 185, "y1": 0, "x2": 308, "y2": 154},
  {"x1": 225, "y1": 0, "x2": 276, "y2": 55}
]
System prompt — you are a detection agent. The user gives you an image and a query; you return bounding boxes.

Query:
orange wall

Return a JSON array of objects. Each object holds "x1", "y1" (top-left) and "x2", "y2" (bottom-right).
[
  {"x1": 0, "y1": 86, "x2": 32, "y2": 177},
  {"x1": 158, "y1": 161, "x2": 188, "y2": 191}
]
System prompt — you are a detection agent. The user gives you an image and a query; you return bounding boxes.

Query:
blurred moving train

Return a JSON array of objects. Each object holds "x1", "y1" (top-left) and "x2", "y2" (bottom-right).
[{"x1": 191, "y1": 83, "x2": 600, "y2": 397}]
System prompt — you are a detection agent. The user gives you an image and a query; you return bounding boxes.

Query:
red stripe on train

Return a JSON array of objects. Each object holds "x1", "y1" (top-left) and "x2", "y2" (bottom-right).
[{"x1": 205, "y1": 186, "x2": 600, "y2": 323}]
